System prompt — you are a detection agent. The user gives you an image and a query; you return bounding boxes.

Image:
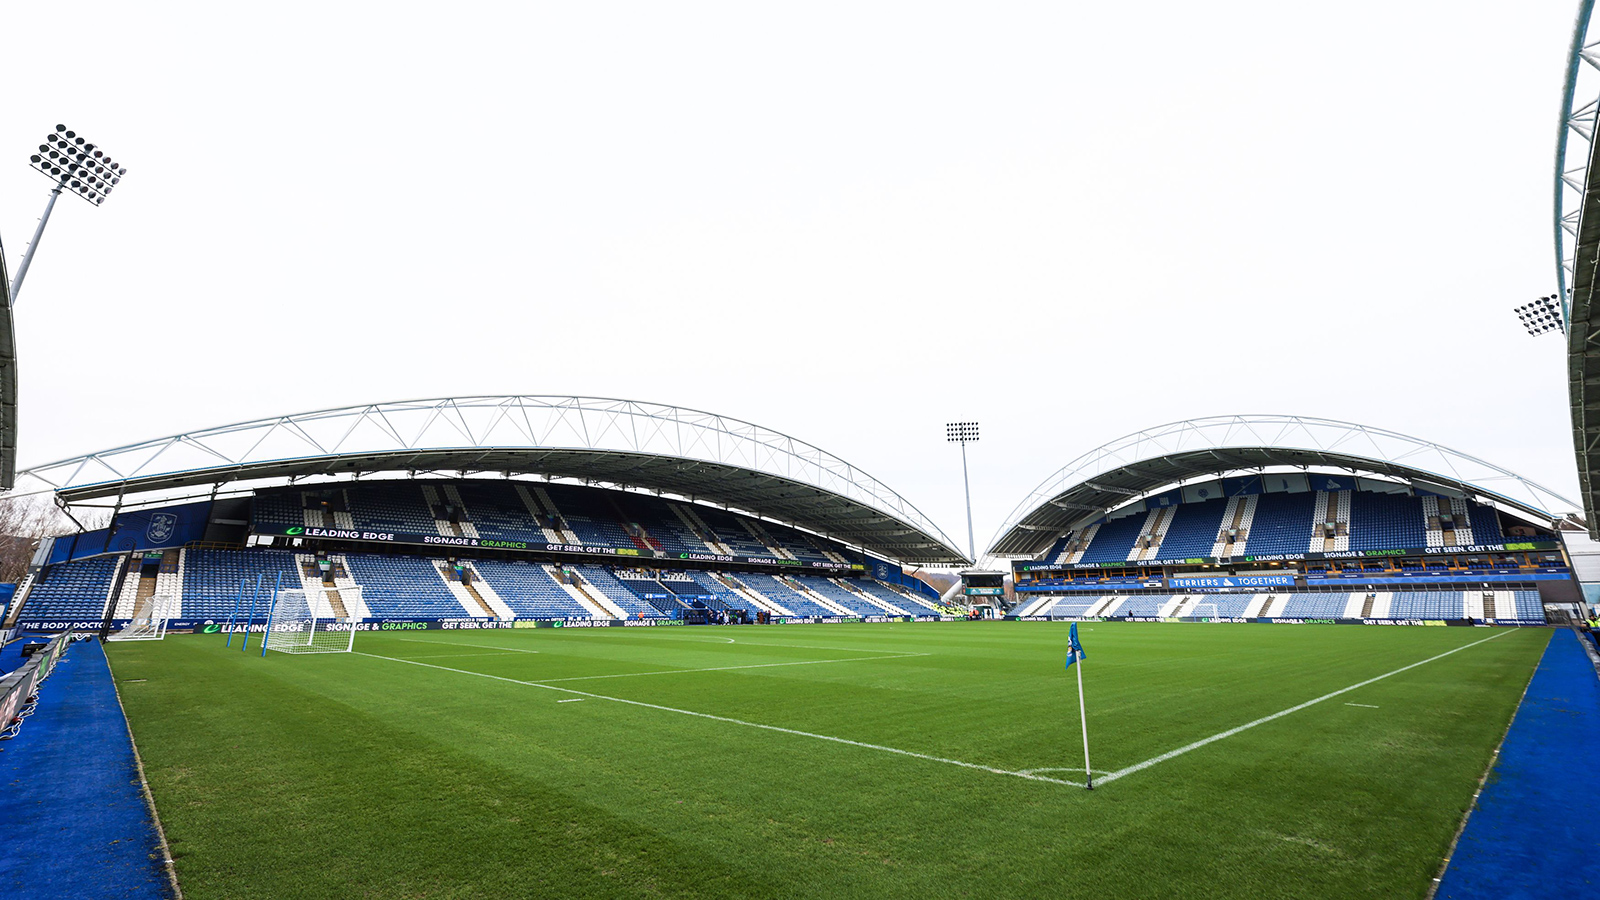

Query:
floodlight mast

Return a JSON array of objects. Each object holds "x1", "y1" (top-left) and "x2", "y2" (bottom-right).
[
  {"x1": 946, "y1": 421, "x2": 979, "y2": 563},
  {"x1": 10, "y1": 125, "x2": 127, "y2": 304}
]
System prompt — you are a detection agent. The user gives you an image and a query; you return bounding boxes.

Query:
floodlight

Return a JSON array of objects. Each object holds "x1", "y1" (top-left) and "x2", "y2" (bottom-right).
[
  {"x1": 1513, "y1": 295, "x2": 1565, "y2": 337},
  {"x1": 946, "y1": 421, "x2": 981, "y2": 562},
  {"x1": 10, "y1": 124, "x2": 129, "y2": 304}
]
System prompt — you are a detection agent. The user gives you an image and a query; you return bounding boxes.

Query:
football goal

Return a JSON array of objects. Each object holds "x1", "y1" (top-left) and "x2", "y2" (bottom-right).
[
  {"x1": 107, "y1": 594, "x2": 180, "y2": 641},
  {"x1": 263, "y1": 588, "x2": 361, "y2": 654},
  {"x1": 1190, "y1": 602, "x2": 1221, "y2": 620}
]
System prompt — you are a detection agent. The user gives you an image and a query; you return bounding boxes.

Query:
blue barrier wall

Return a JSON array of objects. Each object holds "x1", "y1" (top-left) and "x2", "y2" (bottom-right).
[{"x1": 47, "y1": 501, "x2": 211, "y2": 564}]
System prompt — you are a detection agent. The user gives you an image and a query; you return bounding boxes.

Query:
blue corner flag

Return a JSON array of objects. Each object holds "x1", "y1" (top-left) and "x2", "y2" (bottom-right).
[{"x1": 1065, "y1": 622, "x2": 1086, "y2": 670}]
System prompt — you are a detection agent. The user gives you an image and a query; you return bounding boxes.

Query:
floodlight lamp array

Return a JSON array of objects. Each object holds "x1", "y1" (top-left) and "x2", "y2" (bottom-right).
[
  {"x1": 27, "y1": 124, "x2": 126, "y2": 206},
  {"x1": 1514, "y1": 294, "x2": 1565, "y2": 336},
  {"x1": 946, "y1": 421, "x2": 979, "y2": 443}
]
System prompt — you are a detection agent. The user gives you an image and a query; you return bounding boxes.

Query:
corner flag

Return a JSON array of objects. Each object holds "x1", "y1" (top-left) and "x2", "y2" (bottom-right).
[
  {"x1": 1065, "y1": 622, "x2": 1086, "y2": 669},
  {"x1": 1065, "y1": 621, "x2": 1093, "y2": 789}
]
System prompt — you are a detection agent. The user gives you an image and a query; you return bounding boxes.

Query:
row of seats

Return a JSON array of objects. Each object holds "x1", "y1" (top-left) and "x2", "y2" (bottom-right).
[
  {"x1": 13, "y1": 546, "x2": 939, "y2": 623},
  {"x1": 471, "y1": 560, "x2": 588, "y2": 618},
  {"x1": 1023, "y1": 591, "x2": 1547, "y2": 622},
  {"x1": 1060, "y1": 492, "x2": 1526, "y2": 563},
  {"x1": 14, "y1": 556, "x2": 119, "y2": 623}
]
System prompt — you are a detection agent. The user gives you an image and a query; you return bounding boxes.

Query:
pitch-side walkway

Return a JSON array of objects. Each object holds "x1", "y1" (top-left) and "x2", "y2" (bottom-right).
[
  {"x1": 1434, "y1": 629, "x2": 1599, "y2": 900},
  {"x1": 0, "y1": 638, "x2": 173, "y2": 899}
]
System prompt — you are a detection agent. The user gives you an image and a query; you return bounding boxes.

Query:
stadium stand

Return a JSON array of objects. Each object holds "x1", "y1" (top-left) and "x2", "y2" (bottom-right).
[
  {"x1": 1348, "y1": 492, "x2": 1427, "y2": 552},
  {"x1": 688, "y1": 571, "x2": 752, "y2": 613},
  {"x1": 1076, "y1": 514, "x2": 1146, "y2": 563},
  {"x1": 1278, "y1": 594, "x2": 1350, "y2": 618},
  {"x1": 740, "y1": 575, "x2": 834, "y2": 617},
  {"x1": 181, "y1": 548, "x2": 300, "y2": 620},
  {"x1": 1388, "y1": 592, "x2": 1467, "y2": 620},
  {"x1": 1231, "y1": 492, "x2": 1318, "y2": 555},
  {"x1": 1152, "y1": 501, "x2": 1229, "y2": 559},
  {"x1": 573, "y1": 565, "x2": 669, "y2": 619},
  {"x1": 791, "y1": 575, "x2": 884, "y2": 617},
  {"x1": 856, "y1": 579, "x2": 934, "y2": 612},
  {"x1": 341, "y1": 554, "x2": 466, "y2": 619},
  {"x1": 472, "y1": 559, "x2": 592, "y2": 618},
  {"x1": 14, "y1": 556, "x2": 119, "y2": 623}
]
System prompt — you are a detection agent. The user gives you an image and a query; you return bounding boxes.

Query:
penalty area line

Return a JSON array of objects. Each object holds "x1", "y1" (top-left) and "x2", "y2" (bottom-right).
[
  {"x1": 354, "y1": 651, "x2": 1082, "y2": 788},
  {"x1": 1098, "y1": 629, "x2": 1515, "y2": 787}
]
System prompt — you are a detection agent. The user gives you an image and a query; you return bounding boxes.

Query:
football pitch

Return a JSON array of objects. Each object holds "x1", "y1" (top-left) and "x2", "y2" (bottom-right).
[{"x1": 107, "y1": 621, "x2": 1549, "y2": 899}]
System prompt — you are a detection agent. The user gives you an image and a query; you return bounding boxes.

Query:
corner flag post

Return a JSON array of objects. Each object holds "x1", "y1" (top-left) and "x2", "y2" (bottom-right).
[
  {"x1": 1075, "y1": 646, "x2": 1092, "y2": 790},
  {"x1": 1066, "y1": 621, "x2": 1092, "y2": 790}
]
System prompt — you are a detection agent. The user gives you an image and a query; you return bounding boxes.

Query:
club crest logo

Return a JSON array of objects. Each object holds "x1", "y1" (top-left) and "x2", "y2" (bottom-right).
[{"x1": 146, "y1": 512, "x2": 177, "y2": 544}]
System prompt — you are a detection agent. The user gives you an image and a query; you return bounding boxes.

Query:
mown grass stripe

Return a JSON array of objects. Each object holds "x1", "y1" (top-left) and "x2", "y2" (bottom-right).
[
  {"x1": 355, "y1": 651, "x2": 1087, "y2": 787},
  {"x1": 1098, "y1": 629, "x2": 1515, "y2": 785}
]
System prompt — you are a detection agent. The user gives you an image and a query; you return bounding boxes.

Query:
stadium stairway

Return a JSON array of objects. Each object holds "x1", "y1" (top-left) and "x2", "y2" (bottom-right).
[
  {"x1": 1212, "y1": 494, "x2": 1258, "y2": 557},
  {"x1": 862, "y1": 579, "x2": 939, "y2": 613},
  {"x1": 668, "y1": 503, "x2": 735, "y2": 555},
  {"x1": 436, "y1": 562, "x2": 513, "y2": 618},
  {"x1": 320, "y1": 555, "x2": 372, "y2": 618},
  {"x1": 545, "y1": 565, "x2": 622, "y2": 618},
  {"x1": 513, "y1": 485, "x2": 569, "y2": 544},
  {"x1": 1434, "y1": 629, "x2": 1599, "y2": 900},
  {"x1": 833, "y1": 578, "x2": 909, "y2": 615},
  {"x1": 720, "y1": 574, "x2": 796, "y2": 616},
  {"x1": 1015, "y1": 595, "x2": 1055, "y2": 617}
]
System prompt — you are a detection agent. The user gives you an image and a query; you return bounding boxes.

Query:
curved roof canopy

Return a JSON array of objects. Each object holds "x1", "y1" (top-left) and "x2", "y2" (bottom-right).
[
  {"x1": 1555, "y1": 0, "x2": 1600, "y2": 538},
  {"x1": 15, "y1": 395, "x2": 968, "y2": 565},
  {"x1": 988, "y1": 415, "x2": 1578, "y2": 559}
]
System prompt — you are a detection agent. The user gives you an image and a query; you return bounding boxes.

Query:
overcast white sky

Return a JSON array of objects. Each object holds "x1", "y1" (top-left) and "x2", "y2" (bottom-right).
[{"x1": 0, "y1": 1, "x2": 1584, "y2": 559}]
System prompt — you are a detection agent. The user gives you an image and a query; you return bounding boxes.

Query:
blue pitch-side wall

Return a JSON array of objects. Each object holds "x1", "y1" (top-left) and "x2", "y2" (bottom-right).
[{"x1": 48, "y1": 500, "x2": 211, "y2": 565}]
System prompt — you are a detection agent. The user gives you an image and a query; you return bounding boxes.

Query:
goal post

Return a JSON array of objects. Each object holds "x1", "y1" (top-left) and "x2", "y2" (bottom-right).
[
  {"x1": 1190, "y1": 602, "x2": 1221, "y2": 621},
  {"x1": 262, "y1": 588, "x2": 360, "y2": 654},
  {"x1": 107, "y1": 594, "x2": 179, "y2": 641}
]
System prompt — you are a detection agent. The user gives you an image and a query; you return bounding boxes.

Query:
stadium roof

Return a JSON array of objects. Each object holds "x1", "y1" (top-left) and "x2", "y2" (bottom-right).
[
  {"x1": 13, "y1": 395, "x2": 969, "y2": 565},
  {"x1": 1556, "y1": 0, "x2": 1600, "y2": 539},
  {"x1": 987, "y1": 415, "x2": 1579, "y2": 559}
]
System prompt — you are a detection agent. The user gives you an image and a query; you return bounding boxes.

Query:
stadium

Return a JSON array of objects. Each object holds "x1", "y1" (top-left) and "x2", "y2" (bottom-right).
[
  {"x1": 2, "y1": 3, "x2": 1599, "y2": 900},
  {"x1": 4, "y1": 395, "x2": 964, "y2": 632}
]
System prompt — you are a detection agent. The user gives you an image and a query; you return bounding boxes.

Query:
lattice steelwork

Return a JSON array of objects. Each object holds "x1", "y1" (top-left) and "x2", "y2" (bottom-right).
[
  {"x1": 13, "y1": 395, "x2": 967, "y2": 564},
  {"x1": 1556, "y1": 0, "x2": 1600, "y2": 539},
  {"x1": 1557, "y1": 0, "x2": 1600, "y2": 316},
  {"x1": 986, "y1": 415, "x2": 1578, "y2": 560}
]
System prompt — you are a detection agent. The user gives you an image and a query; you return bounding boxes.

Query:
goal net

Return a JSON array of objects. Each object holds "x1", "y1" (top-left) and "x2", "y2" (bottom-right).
[
  {"x1": 1190, "y1": 603, "x2": 1221, "y2": 620},
  {"x1": 108, "y1": 594, "x2": 180, "y2": 641},
  {"x1": 263, "y1": 588, "x2": 360, "y2": 654}
]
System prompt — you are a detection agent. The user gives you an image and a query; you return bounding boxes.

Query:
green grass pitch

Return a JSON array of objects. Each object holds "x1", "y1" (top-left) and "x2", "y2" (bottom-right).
[{"x1": 106, "y1": 621, "x2": 1549, "y2": 899}]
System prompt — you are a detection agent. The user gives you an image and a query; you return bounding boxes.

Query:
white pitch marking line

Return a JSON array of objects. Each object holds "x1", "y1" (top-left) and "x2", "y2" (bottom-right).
[
  {"x1": 557, "y1": 699, "x2": 585, "y2": 703},
  {"x1": 355, "y1": 652, "x2": 1082, "y2": 788},
  {"x1": 395, "y1": 639, "x2": 539, "y2": 654},
  {"x1": 1097, "y1": 630, "x2": 1515, "y2": 786},
  {"x1": 529, "y1": 652, "x2": 929, "y2": 684},
  {"x1": 1344, "y1": 703, "x2": 1380, "y2": 709}
]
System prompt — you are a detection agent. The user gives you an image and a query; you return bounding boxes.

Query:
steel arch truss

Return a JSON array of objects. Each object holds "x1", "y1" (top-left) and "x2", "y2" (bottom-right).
[
  {"x1": 14, "y1": 395, "x2": 968, "y2": 565},
  {"x1": 1557, "y1": 0, "x2": 1600, "y2": 539},
  {"x1": 986, "y1": 415, "x2": 1577, "y2": 559}
]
